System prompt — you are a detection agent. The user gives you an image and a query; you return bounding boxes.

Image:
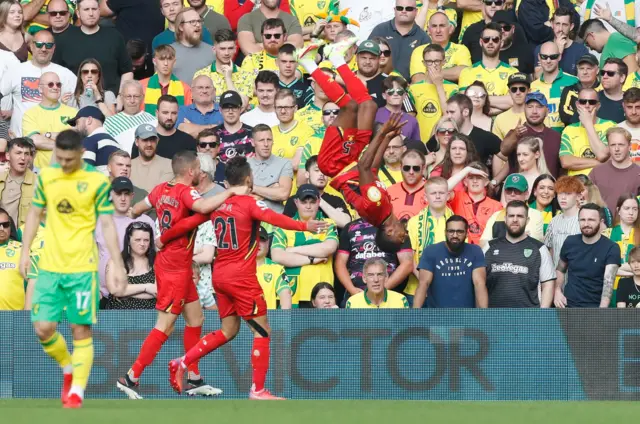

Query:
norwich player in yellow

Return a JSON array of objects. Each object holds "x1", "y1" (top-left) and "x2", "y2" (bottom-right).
[
  {"x1": 19, "y1": 130, "x2": 127, "y2": 409},
  {"x1": 256, "y1": 227, "x2": 293, "y2": 309},
  {"x1": 345, "y1": 258, "x2": 410, "y2": 309}
]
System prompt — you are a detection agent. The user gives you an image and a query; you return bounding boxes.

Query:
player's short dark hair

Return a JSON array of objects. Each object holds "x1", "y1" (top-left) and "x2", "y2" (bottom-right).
[
  {"x1": 579, "y1": 202, "x2": 605, "y2": 221},
  {"x1": 226, "y1": 156, "x2": 252, "y2": 186},
  {"x1": 172, "y1": 150, "x2": 198, "y2": 176},
  {"x1": 305, "y1": 155, "x2": 319, "y2": 172},
  {"x1": 262, "y1": 17, "x2": 286, "y2": 34},
  {"x1": 157, "y1": 94, "x2": 179, "y2": 109},
  {"x1": 423, "y1": 43, "x2": 445, "y2": 59},
  {"x1": 214, "y1": 28, "x2": 236, "y2": 43},
  {"x1": 446, "y1": 215, "x2": 469, "y2": 231},
  {"x1": 624, "y1": 87, "x2": 640, "y2": 103},
  {"x1": 55, "y1": 129, "x2": 83, "y2": 151},
  {"x1": 604, "y1": 57, "x2": 628, "y2": 76},
  {"x1": 255, "y1": 70, "x2": 279, "y2": 88},
  {"x1": 252, "y1": 124, "x2": 272, "y2": 139},
  {"x1": 382, "y1": 75, "x2": 407, "y2": 91},
  {"x1": 482, "y1": 22, "x2": 503, "y2": 37},
  {"x1": 506, "y1": 200, "x2": 529, "y2": 217},
  {"x1": 578, "y1": 19, "x2": 607, "y2": 40},
  {"x1": 7, "y1": 137, "x2": 35, "y2": 152},
  {"x1": 278, "y1": 43, "x2": 296, "y2": 56},
  {"x1": 197, "y1": 128, "x2": 219, "y2": 141},
  {"x1": 375, "y1": 226, "x2": 401, "y2": 253}
]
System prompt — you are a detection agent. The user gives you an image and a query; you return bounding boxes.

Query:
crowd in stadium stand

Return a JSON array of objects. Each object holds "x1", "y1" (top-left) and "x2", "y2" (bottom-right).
[{"x1": 4, "y1": 0, "x2": 640, "y2": 312}]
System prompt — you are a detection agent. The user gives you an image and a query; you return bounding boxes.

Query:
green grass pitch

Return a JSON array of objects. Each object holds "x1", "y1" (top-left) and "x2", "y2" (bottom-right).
[{"x1": 2, "y1": 400, "x2": 640, "y2": 423}]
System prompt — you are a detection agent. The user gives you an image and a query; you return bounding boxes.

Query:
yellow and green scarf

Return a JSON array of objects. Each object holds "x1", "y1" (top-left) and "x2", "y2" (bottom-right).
[
  {"x1": 605, "y1": 225, "x2": 635, "y2": 306},
  {"x1": 584, "y1": 0, "x2": 635, "y2": 27},
  {"x1": 144, "y1": 74, "x2": 185, "y2": 115}
]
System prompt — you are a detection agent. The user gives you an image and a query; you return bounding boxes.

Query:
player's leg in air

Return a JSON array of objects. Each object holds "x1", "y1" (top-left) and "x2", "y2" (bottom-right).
[
  {"x1": 31, "y1": 272, "x2": 98, "y2": 409},
  {"x1": 116, "y1": 270, "x2": 219, "y2": 398},
  {"x1": 297, "y1": 36, "x2": 376, "y2": 177},
  {"x1": 169, "y1": 286, "x2": 282, "y2": 400}
]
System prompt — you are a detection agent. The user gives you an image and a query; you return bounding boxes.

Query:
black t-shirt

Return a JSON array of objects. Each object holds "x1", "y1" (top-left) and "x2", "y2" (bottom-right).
[
  {"x1": 616, "y1": 277, "x2": 640, "y2": 308},
  {"x1": 280, "y1": 78, "x2": 309, "y2": 109},
  {"x1": 462, "y1": 22, "x2": 533, "y2": 74},
  {"x1": 131, "y1": 129, "x2": 197, "y2": 160},
  {"x1": 597, "y1": 92, "x2": 625, "y2": 123},
  {"x1": 337, "y1": 218, "x2": 411, "y2": 291},
  {"x1": 107, "y1": 0, "x2": 164, "y2": 46},
  {"x1": 469, "y1": 126, "x2": 501, "y2": 169},
  {"x1": 283, "y1": 191, "x2": 350, "y2": 222},
  {"x1": 366, "y1": 73, "x2": 388, "y2": 109},
  {"x1": 52, "y1": 26, "x2": 133, "y2": 93}
]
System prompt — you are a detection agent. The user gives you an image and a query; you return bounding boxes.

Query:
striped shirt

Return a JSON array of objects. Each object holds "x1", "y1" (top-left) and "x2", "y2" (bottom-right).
[
  {"x1": 82, "y1": 128, "x2": 121, "y2": 175},
  {"x1": 483, "y1": 236, "x2": 556, "y2": 307},
  {"x1": 104, "y1": 111, "x2": 157, "y2": 154},
  {"x1": 543, "y1": 212, "x2": 580, "y2": 266}
]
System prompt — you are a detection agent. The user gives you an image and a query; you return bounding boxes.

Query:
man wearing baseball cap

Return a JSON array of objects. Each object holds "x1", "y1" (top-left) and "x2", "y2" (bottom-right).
[
  {"x1": 493, "y1": 73, "x2": 530, "y2": 139},
  {"x1": 559, "y1": 54, "x2": 601, "y2": 126},
  {"x1": 215, "y1": 90, "x2": 254, "y2": 164},
  {"x1": 129, "y1": 124, "x2": 174, "y2": 192},
  {"x1": 479, "y1": 173, "x2": 545, "y2": 248},
  {"x1": 256, "y1": 226, "x2": 292, "y2": 310},
  {"x1": 271, "y1": 183, "x2": 339, "y2": 307},
  {"x1": 95, "y1": 176, "x2": 155, "y2": 307},
  {"x1": 497, "y1": 92, "x2": 563, "y2": 180},
  {"x1": 355, "y1": 40, "x2": 386, "y2": 108},
  {"x1": 491, "y1": 11, "x2": 534, "y2": 75},
  {"x1": 68, "y1": 106, "x2": 120, "y2": 175}
]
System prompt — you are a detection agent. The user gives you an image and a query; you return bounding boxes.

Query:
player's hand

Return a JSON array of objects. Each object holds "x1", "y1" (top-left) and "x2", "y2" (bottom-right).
[
  {"x1": 593, "y1": 2, "x2": 612, "y2": 22},
  {"x1": 155, "y1": 237, "x2": 164, "y2": 251},
  {"x1": 306, "y1": 219, "x2": 330, "y2": 234},
  {"x1": 229, "y1": 185, "x2": 251, "y2": 196},
  {"x1": 19, "y1": 252, "x2": 31, "y2": 280},
  {"x1": 554, "y1": 289, "x2": 567, "y2": 308}
]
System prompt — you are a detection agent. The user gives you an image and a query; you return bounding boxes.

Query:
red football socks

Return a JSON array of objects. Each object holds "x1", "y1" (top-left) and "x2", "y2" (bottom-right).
[
  {"x1": 130, "y1": 328, "x2": 168, "y2": 379},
  {"x1": 183, "y1": 330, "x2": 228, "y2": 367},
  {"x1": 251, "y1": 337, "x2": 270, "y2": 392},
  {"x1": 336, "y1": 64, "x2": 372, "y2": 104},
  {"x1": 311, "y1": 68, "x2": 351, "y2": 107},
  {"x1": 183, "y1": 326, "x2": 202, "y2": 376}
]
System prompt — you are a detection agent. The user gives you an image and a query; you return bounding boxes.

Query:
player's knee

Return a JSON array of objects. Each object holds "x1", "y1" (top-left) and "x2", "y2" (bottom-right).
[
  {"x1": 221, "y1": 319, "x2": 241, "y2": 340},
  {"x1": 246, "y1": 318, "x2": 270, "y2": 338},
  {"x1": 71, "y1": 324, "x2": 92, "y2": 341},
  {"x1": 33, "y1": 322, "x2": 56, "y2": 341}
]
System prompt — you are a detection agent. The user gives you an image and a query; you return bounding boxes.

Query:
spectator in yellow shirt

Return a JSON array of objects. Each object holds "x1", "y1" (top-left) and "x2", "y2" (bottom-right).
[
  {"x1": 0, "y1": 208, "x2": 29, "y2": 310},
  {"x1": 345, "y1": 258, "x2": 410, "y2": 309},
  {"x1": 241, "y1": 18, "x2": 288, "y2": 78}
]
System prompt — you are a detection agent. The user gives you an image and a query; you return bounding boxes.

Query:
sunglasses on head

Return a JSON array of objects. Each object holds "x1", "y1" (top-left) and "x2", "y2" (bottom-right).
[
  {"x1": 510, "y1": 86, "x2": 527, "y2": 93},
  {"x1": 577, "y1": 98, "x2": 598, "y2": 105},
  {"x1": 81, "y1": 69, "x2": 99, "y2": 75},
  {"x1": 44, "y1": 82, "x2": 62, "y2": 88},
  {"x1": 437, "y1": 128, "x2": 455, "y2": 135},
  {"x1": 34, "y1": 41, "x2": 55, "y2": 49},
  {"x1": 263, "y1": 33, "x2": 282, "y2": 40},
  {"x1": 395, "y1": 5, "x2": 417, "y2": 11},
  {"x1": 386, "y1": 88, "x2": 406, "y2": 96},
  {"x1": 0, "y1": 221, "x2": 10, "y2": 229},
  {"x1": 483, "y1": 0, "x2": 504, "y2": 5},
  {"x1": 48, "y1": 10, "x2": 68, "y2": 16},
  {"x1": 380, "y1": 50, "x2": 391, "y2": 57},
  {"x1": 323, "y1": 109, "x2": 339, "y2": 116},
  {"x1": 539, "y1": 53, "x2": 560, "y2": 61},
  {"x1": 482, "y1": 36, "x2": 501, "y2": 44},
  {"x1": 402, "y1": 165, "x2": 422, "y2": 172},
  {"x1": 600, "y1": 70, "x2": 617, "y2": 77},
  {"x1": 129, "y1": 221, "x2": 152, "y2": 231},
  {"x1": 198, "y1": 141, "x2": 219, "y2": 148}
]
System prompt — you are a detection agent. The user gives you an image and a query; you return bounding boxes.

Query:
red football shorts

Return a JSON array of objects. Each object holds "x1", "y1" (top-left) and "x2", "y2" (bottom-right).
[
  {"x1": 317, "y1": 127, "x2": 372, "y2": 177},
  {"x1": 214, "y1": 280, "x2": 267, "y2": 320},
  {"x1": 155, "y1": 267, "x2": 199, "y2": 315},
  {"x1": 330, "y1": 169, "x2": 393, "y2": 227}
]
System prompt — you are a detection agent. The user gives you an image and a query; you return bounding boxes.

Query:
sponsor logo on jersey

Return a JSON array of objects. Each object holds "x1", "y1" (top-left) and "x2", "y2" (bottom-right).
[
  {"x1": 367, "y1": 186, "x2": 382, "y2": 202},
  {"x1": 524, "y1": 248, "x2": 532, "y2": 258},
  {"x1": 77, "y1": 181, "x2": 88, "y2": 193},
  {"x1": 56, "y1": 199, "x2": 74, "y2": 214},
  {"x1": 264, "y1": 273, "x2": 273, "y2": 283},
  {"x1": 0, "y1": 262, "x2": 17, "y2": 270},
  {"x1": 422, "y1": 101, "x2": 437, "y2": 115},
  {"x1": 5, "y1": 248, "x2": 15, "y2": 257},
  {"x1": 491, "y1": 262, "x2": 529, "y2": 274}
]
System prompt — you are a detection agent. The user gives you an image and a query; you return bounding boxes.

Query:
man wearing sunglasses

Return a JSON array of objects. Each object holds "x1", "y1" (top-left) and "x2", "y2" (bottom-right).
[
  {"x1": 578, "y1": 19, "x2": 638, "y2": 75},
  {"x1": 460, "y1": 0, "x2": 505, "y2": 61},
  {"x1": 530, "y1": 41, "x2": 579, "y2": 133},
  {"x1": 196, "y1": 128, "x2": 225, "y2": 187},
  {"x1": 559, "y1": 54, "x2": 602, "y2": 126},
  {"x1": 493, "y1": 73, "x2": 529, "y2": 140},
  {"x1": 376, "y1": 76, "x2": 421, "y2": 140},
  {"x1": 241, "y1": 19, "x2": 290, "y2": 78},
  {"x1": 368, "y1": 0, "x2": 431, "y2": 80},
  {"x1": 597, "y1": 58, "x2": 627, "y2": 123},
  {"x1": 45, "y1": 0, "x2": 74, "y2": 35},
  {"x1": 490, "y1": 11, "x2": 533, "y2": 75},
  {"x1": 22, "y1": 0, "x2": 74, "y2": 35},
  {"x1": 237, "y1": 0, "x2": 303, "y2": 56},
  {"x1": 559, "y1": 87, "x2": 617, "y2": 176},
  {"x1": 387, "y1": 150, "x2": 429, "y2": 221}
]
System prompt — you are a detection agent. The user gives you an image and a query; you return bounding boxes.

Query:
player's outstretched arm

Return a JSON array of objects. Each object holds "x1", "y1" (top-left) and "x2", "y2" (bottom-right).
[
  {"x1": 130, "y1": 198, "x2": 153, "y2": 219},
  {"x1": 100, "y1": 214, "x2": 128, "y2": 293},
  {"x1": 159, "y1": 213, "x2": 210, "y2": 246},
  {"x1": 251, "y1": 200, "x2": 328, "y2": 234},
  {"x1": 191, "y1": 186, "x2": 250, "y2": 214},
  {"x1": 19, "y1": 205, "x2": 44, "y2": 279}
]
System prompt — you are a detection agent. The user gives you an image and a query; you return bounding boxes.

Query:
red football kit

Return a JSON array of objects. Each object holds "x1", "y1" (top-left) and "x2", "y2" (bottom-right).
[
  {"x1": 317, "y1": 126, "x2": 372, "y2": 177},
  {"x1": 146, "y1": 182, "x2": 201, "y2": 314},
  {"x1": 160, "y1": 195, "x2": 308, "y2": 318},
  {"x1": 330, "y1": 169, "x2": 393, "y2": 227}
]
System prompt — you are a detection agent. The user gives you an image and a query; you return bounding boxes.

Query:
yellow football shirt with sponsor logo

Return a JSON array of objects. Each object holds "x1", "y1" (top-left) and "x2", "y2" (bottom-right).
[
  {"x1": 530, "y1": 70, "x2": 579, "y2": 132},
  {"x1": 458, "y1": 61, "x2": 518, "y2": 96},
  {"x1": 345, "y1": 289, "x2": 410, "y2": 308},
  {"x1": 559, "y1": 118, "x2": 617, "y2": 176},
  {"x1": 272, "y1": 120, "x2": 316, "y2": 160},
  {"x1": 409, "y1": 80, "x2": 459, "y2": 141},
  {"x1": 258, "y1": 259, "x2": 292, "y2": 309},
  {"x1": 409, "y1": 42, "x2": 472, "y2": 79},
  {"x1": 22, "y1": 103, "x2": 77, "y2": 169},
  {"x1": 0, "y1": 240, "x2": 25, "y2": 310}
]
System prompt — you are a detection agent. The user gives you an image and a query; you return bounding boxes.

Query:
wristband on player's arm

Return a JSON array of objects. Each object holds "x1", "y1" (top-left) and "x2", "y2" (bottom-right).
[{"x1": 308, "y1": 256, "x2": 315, "y2": 265}]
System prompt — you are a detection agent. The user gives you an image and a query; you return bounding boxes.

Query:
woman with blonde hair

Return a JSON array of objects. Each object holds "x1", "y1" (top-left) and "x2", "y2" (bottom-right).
[
  {"x1": 0, "y1": 0, "x2": 27, "y2": 62},
  {"x1": 575, "y1": 174, "x2": 613, "y2": 228},
  {"x1": 427, "y1": 116, "x2": 458, "y2": 175}
]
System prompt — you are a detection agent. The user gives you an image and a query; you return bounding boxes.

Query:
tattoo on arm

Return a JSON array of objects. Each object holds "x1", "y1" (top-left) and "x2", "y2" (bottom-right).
[
  {"x1": 608, "y1": 18, "x2": 637, "y2": 42},
  {"x1": 602, "y1": 264, "x2": 619, "y2": 300}
]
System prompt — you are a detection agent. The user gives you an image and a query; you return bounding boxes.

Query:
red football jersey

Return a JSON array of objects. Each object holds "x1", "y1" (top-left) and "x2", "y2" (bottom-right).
[
  {"x1": 147, "y1": 182, "x2": 201, "y2": 269},
  {"x1": 212, "y1": 195, "x2": 307, "y2": 283}
]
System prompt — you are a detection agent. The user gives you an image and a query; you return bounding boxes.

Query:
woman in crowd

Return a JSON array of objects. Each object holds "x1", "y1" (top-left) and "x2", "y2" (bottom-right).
[
  {"x1": 604, "y1": 194, "x2": 640, "y2": 306},
  {"x1": 427, "y1": 117, "x2": 458, "y2": 175},
  {"x1": 616, "y1": 247, "x2": 640, "y2": 308},
  {"x1": 465, "y1": 82, "x2": 492, "y2": 132},
  {"x1": 528, "y1": 174, "x2": 559, "y2": 235},
  {"x1": 515, "y1": 136, "x2": 549, "y2": 195},
  {"x1": 576, "y1": 174, "x2": 613, "y2": 228},
  {"x1": 431, "y1": 133, "x2": 479, "y2": 193},
  {"x1": 105, "y1": 222, "x2": 157, "y2": 310},
  {"x1": 372, "y1": 37, "x2": 403, "y2": 78},
  {"x1": 0, "y1": 0, "x2": 27, "y2": 62},
  {"x1": 311, "y1": 283, "x2": 338, "y2": 309},
  {"x1": 67, "y1": 59, "x2": 117, "y2": 116}
]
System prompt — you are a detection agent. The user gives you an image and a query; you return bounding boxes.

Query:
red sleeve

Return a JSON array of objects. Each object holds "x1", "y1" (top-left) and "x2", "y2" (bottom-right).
[
  {"x1": 249, "y1": 199, "x2": 308, "y2": 232},
  {"x1": 225, "y1": 0, "x2": 254, "y2": 31},
  {"x1": 159, "y1": 213, "x2": 210, "y2": 244},
  {"x1": 180, "y1": 186, "x2": 201, "y2": 210}
]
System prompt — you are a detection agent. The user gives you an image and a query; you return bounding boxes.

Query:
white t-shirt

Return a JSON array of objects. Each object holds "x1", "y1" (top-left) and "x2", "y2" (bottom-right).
[
  {"x1": 0, "y1": 60, "x2": 76, "y2": 137},
  {"x1": 240, "y1": 107, "x2": 278, "y2": 127},
  {"x1": 617, "y1": 121, "x2": 640, "y2": 163},
  {"x1": 104, "y1": 111, "x2": 157, "y2": 154}
]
